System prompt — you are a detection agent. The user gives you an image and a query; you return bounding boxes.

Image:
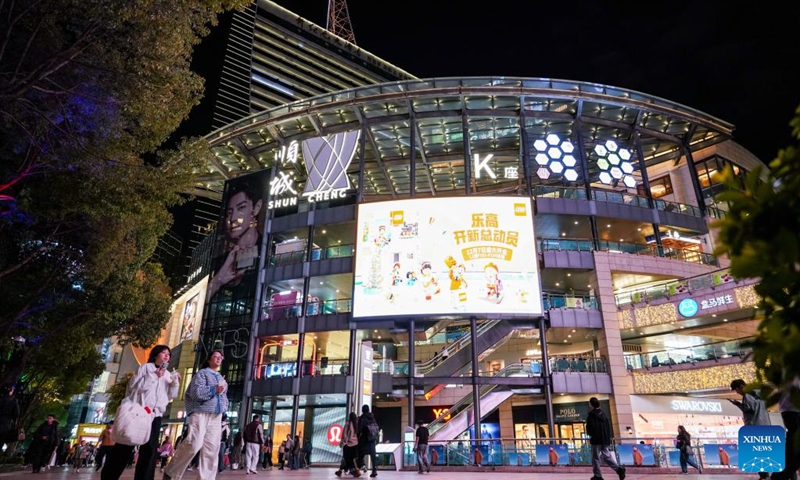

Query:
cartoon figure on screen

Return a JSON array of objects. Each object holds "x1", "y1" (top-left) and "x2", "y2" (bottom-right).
[
  {"x1": 373, "y1": 225, "x2": 391, "y2": 248},
  {"x1": 445, "y1": 256, "x2": 468, "y2": 309},
  {"x1": 406, "y1": 271, "x2": 417, "y2": 286},
  {"x1": 484, "y1": 262, "x2": 503, "y2": 303},
  {"x1": 420, "y1": 261, "x2": 440, "y2": 301},
  {"x1": 718, "y1": 445, "x2": 730, "y2": 465},
  {"x1": 632, "y1": 445, "x2": 644, "y2": 466},
  {"x1": 386, "y1": 262, "x2": 403, "y2": 303},
  {"x1": 548, "y1": 445, "x2": 559, "y2": 466}
]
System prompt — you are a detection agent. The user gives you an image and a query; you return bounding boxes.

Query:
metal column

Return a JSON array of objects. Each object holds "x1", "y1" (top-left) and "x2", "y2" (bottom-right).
[
  {"x1": 539, "y1": 318, "x2": 555, "y2": 440},
  {"x1": 408, "y1": 319, "x2": 415, "y2": 428},
  {"x1": 346, "y1": 328, "x2": 357, "y2": 413},
  {"x1": 470, "y1": 316, "x2": 482, "y2": 443}
]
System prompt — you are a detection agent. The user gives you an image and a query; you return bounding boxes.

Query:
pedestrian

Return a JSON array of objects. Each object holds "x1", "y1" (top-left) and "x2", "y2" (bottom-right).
[
  {"x1": 95, "y1": 421, "x2": 115, "y2": 471},
  {"x1": 0, "y1": 384, "x2": 20, "y2": 451},
  {"x1": 101, "y1": 344, "x2": 181, "y2": 480},
  {"x1": 302, "y1": 436, "x2": 312, "y2": 468},
  {"x1": 243, "y1": 414, "x2": 264, "y2": 474},
  {"x1": 730, "y1": 379, "x2": 770, "y2": 479},
  {"x1": 157, "y1": 437, "x2": 174, "y2": 472},
  {"x1": 277, "y1": 438, "x2": 286, "y2": 470},
  {"x1": 771, "y1": 378, "x2": 800, "y2": 480},
  {"x1": 358, "y1": 404, "x2": 379, "y2": 477},
  {"x1": 261, "y1": 432, "x2": 273, "y2": 470},
  {"x1": 27, "y1": 413, "x2": 59, "y2": 473},
  {"x1": 335, "y1": 412, "x2": 362, "y2": 478},
  {"x1": 291, "y1": 434, "x2": 301, "y2": 470},
  {"x1": 676, "y1": 425, "x2": 702, "y2": 474},
  {"x1": 231, "y1": 430, "x2": 243, "y2": 469},
  {"x1": 163, "y1": 349, "x2": 228, "y2": 480},
  {"x1": 73, "y1": 440, "x2": 87, "y2": 473},
  {"x1": 284, "y1": 433, "x2": 294, "y2": 470},
  {"x1": 218, "y1": 413, "x2": 230, "y2": 473},
  {"x1": 585, "y1": 397, "x2": 625, "y2": 480},
  {"x1": 414, "y1": 420, "x2": 430, "y2": 474}
]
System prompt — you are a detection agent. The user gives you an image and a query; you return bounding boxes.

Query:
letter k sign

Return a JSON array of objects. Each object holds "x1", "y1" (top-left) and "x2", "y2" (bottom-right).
[{"x1": 473, "y1": 153, "x2": 496, "y2": 179}]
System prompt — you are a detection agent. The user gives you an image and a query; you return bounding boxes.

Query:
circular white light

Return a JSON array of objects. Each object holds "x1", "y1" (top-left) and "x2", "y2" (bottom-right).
[
  {"x1": 610, "y1": 166, "x2": 623, "y2": 179},
  {"x1": 535, "y1": 153, "x2": 550, "y2": 165},
  {"x1": 599, "y1": 171, "x2": 612, "y2": 184},
  {"x1": 562, "y1": 155, "x2": 577, "y2": 167},
  {"x1": 536, "y1": 167, "x2": 551, "y2": 179},
  {"x1": 547, "y1": 147, "x2": 562, "y2": 159},
  {"x1": 605, "y1": 140, "x2": 618, "y2": 152},
  {"x1": 621, "y1": 162, "x2": 634, "y2": 174},
  {"x1": 597, "y1": 158, "x2": 610, "y2": 170},
  {"x1": 623, "y1": 175, "x2": 637, "y2": 188},
  {"x1": 619, "y1": 149, "x2": 632, "y2": 161},
  {"x1": 608, "y1": 153, "x2": 621, "y2": 165},
  {"x1": 594, "y1": 145, "x2": 608, "y2": 156},
  {"x1": 546, "y1": 133, "x2": 560, "y2": 146},
  {"x1": 549, "y1": 161, "x2": 564, "y2": 174},
  {"x1": 533, "y1": 139, "x2": 548, "y2": 151},
  {"x1": 561, "y1": 141, "x2": 575, "y2": 153},
  {"x1": 564, "y1": 169, "x2": 579, "y2": 181}
]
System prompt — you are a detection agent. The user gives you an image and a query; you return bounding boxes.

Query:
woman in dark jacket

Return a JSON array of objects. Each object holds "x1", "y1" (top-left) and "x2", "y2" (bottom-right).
[{"x1": 676, "y1": 425, "x2": 702, "y2": 474}]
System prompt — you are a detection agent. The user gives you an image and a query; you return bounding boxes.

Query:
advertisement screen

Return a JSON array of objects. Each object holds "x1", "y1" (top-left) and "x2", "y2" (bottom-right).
[{"x1": 353, "y1": 197, "x2": 541, "y2": 318}]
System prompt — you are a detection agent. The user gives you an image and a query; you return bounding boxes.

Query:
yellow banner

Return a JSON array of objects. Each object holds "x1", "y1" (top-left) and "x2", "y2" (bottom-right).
[{"x1": 462, "y1": 246, "x2": 513, "y2": 261}]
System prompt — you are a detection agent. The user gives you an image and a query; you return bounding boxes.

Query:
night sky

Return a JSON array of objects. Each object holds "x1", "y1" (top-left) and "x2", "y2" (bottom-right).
[{"x1": 252, "y1": 1, "x2": 798, "y2": 164}]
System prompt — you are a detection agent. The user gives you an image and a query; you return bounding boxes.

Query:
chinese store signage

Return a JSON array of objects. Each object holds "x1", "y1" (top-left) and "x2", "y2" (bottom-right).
[{"x1": 352, "y1": 197, "x2": 542, "y2": 318}]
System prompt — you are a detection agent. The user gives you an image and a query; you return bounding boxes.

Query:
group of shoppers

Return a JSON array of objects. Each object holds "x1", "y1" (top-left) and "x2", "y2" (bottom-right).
[{"x1": 335, "y1": 405, "x2": 380, "y2": 478}]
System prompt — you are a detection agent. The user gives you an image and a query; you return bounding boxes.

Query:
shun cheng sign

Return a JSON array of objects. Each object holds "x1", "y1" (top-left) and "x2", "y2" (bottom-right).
[{"x1": 267, "y1": 131, "x2": 360, "y2": 209}]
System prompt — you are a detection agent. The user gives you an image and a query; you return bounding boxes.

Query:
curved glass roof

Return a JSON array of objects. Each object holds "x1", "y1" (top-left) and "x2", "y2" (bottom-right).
[{"x1": 196, "y1": 77, "x2": 734, "y2": 199}]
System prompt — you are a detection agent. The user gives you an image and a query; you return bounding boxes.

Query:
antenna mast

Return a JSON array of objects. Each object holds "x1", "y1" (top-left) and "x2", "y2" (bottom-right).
[{"x1": 326, "y1": 0, "x2": 356, "y2": 44}]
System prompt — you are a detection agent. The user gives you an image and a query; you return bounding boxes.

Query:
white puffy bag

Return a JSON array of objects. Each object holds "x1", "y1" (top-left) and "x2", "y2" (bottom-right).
[{"x1": 111, "y1": 391, "x2": 154, "y2": 446}]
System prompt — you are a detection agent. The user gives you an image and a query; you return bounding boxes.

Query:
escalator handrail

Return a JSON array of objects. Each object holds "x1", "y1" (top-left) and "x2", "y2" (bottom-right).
[{"x1": 415, "y1": 319, "x2": 503, "y2": 374}]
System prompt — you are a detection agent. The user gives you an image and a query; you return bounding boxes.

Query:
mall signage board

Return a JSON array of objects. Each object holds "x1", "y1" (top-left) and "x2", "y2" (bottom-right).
[
  {"x1": 352, "y1": 197, "x2": 542, "y2": 318},
  {"x1": 267, "y1": 131, "x2": 360, "y2": 210}
]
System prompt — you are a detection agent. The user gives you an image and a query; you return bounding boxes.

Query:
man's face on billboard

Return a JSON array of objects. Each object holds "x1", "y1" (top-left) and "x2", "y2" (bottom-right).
[{"x1": 225, "y1": 191, "x2": 261, "y2": 241}]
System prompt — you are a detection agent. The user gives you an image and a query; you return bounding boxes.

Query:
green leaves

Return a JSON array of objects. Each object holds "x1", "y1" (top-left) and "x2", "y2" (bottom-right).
[{"x1": 713, "y1": 103, "x2": 800, "y2": 399}]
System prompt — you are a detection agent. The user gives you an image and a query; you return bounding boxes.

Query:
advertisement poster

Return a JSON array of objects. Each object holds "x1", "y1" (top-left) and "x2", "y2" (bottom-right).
[
  {"x1": 180, "y1": 294, "x2": 199, "y2": 341},
  {"x1": 535, "y1": 444, "x2": 570, "y2": 466},
  {"x1": 617, "y1": 444, "x2": 656, "y2": 466},
  {"x1": 703, "y1": 444, "x2": 739, "y2": 466},
  {"x1": 353, "y1": 197, "x2": 541, "y2": 318},
  {"x1": 206, "y1": 170, "x2": 269, "y2": 307}
]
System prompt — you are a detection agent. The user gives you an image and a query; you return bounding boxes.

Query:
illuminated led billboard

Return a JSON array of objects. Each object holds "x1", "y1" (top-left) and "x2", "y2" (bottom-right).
[{"x1": 353, "y1": 197, "x2": 542, "y2": 318}]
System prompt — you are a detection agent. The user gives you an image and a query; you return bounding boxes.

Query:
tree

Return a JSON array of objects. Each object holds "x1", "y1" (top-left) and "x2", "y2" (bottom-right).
[
  {"x1": 105, "y1": 372, "x2": 134, "y2": 419},
  {"x1": 713, "y1": 103, "x2": 800, "y2": 400},
  {"x1": 0, "y1": 0, "x2": 249, "y2": 397}
]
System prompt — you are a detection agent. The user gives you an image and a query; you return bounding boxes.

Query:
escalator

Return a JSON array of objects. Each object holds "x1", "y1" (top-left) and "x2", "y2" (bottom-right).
[{"x1": 428, "y1": 363, "x2": 527, "y2": 442}]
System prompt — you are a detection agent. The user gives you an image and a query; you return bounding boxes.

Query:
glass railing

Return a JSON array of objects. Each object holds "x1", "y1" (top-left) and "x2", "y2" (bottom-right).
[
  {"x1": 532, "y1": 185, "x2": 587, "y2": 200},
  {"x1": 268, "y1": 243, "x2": 355, "y2": 267},
  {"x1": 550, "y1": 356, "x2": 608, "y2": 373},
  {"x1": 533, "y1": 186, "x2": 704, "y2": 217},
  {"x1": 591, "y1": 189, "x2": 650, "y2": 208},
  {"x1": 654, "y1": 199, "x2": 704, "y2": 217},
  {"x1": 402, "y1": 436, "x2": 739, "y2": 469},
  {"x1": 624, "y1": 337, "x2": 754, "y2": 370},
  {"x1": 543, "y1": 293, "x2": 598, "y2": 310},
  {"x1": 263, "y1": 298, "x2": 352, "y2": 320},
  {"x1": 615, "y1": 267, "x2": 740, "y2": 306},
  {"x1": 538, "y1": 237, "x2": 718, "y2": 266}
]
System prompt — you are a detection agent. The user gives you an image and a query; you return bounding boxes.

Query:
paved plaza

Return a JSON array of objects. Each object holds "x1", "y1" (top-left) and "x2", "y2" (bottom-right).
[{"x1": 0, "y1": 465, "x2": 751, "y2": 480}]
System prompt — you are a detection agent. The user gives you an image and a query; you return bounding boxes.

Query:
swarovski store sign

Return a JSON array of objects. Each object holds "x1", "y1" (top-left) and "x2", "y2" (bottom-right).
[{"x1": 631, "y1": 395, "x2": 742, "y2": 416}]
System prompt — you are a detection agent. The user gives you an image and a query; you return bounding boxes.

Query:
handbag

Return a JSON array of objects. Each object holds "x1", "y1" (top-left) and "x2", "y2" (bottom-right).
[{"x1": 111, "y1": 392, "x2": 154, "y2": 446}]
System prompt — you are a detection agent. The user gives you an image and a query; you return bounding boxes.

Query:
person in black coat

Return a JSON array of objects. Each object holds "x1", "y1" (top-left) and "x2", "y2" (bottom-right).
[
  {"x1": 28, "y1": 414, "x2": 59, "y2": 473},
  {"x1": 585, "y1": 398, "x2": 625, "y2": 480},
  {"x1": 358, "y1": 405, "x2": 379, "y2": 478}
]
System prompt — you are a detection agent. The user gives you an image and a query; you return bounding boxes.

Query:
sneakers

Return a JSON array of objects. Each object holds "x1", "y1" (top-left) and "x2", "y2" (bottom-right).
[
  {"x1": 590, "y1": 477, "x2": 604, "y2": 480},
  {"x1": 335, "y1": 470, "x2": 343, "y2": 477},
  {"x1": 370, "y1": 473, "x2": 378, "y2": 478},
  {"x1": 427, "y1": 466, "x2": 430, "y2": 473},
  {"x1": 617, "y1": 466, "x2": 626, "y2": 480}
]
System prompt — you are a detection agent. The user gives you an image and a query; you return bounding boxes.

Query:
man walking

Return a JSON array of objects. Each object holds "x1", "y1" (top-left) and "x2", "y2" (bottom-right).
[
  {"x1": 414, "y1": 420, "x2": 430, "y2": 474},
  {"x1": 243, "y1": 414, "x2": 264, "y2": 475},
  {"x1": 359, "y1": 405, "x2": 379, "y2": 478},
  {"x1": 94, "y1": 421, "x2": 114, "y2": 471},
  {"x1": 730, "y1": 379, "x2": 771, "y2": 479},
  {"x1": 586, "y1": 397, "x2": 625, "y2": 480}
]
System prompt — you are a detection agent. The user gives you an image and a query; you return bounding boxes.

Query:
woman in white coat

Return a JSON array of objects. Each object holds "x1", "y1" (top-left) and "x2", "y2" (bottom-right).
[{"x1": 102, "y1": 345, "x2": 180, "y2": 480}]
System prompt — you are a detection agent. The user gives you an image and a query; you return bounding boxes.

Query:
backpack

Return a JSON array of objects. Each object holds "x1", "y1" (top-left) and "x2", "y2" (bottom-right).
[{"x1": 367, "y1": 422, "x2": 380, "y2": 442}]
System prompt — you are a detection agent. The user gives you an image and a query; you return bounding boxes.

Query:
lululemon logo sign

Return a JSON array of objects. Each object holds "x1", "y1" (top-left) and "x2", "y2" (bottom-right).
[{"x1": 327, "y1": 424, "x2": 343, "y2": 446}]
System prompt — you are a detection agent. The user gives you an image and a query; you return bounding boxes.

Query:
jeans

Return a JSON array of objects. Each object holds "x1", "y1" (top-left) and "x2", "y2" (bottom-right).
[
  {"x1": 591, "y1": 444, "x2": 622, "y2": 478},
  {"x1": 679, "y1": 449, "x2": 701, "y2": 473},
  {"x1": 218, "y1": 441, "x2": 227, "y2": 472},
  {"x1": 415, "y1": 444, "x2": 430, "y2": 472},
  {"x1": 101, "y1": 416, "x2": 162, "y2": 480}
]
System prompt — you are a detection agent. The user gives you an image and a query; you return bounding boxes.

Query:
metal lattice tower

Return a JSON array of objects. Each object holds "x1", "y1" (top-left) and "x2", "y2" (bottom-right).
[{"x1": 326, "y1": 0, "x2": 356, "y2": 44}]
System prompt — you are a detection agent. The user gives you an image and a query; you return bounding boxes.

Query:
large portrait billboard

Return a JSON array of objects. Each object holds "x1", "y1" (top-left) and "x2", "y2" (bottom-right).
[{"x1": 353, "y1": 197, "x2": 542, "y2": 318}]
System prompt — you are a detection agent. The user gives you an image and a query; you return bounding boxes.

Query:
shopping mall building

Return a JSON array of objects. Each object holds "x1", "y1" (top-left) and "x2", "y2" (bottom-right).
[{"x1": 174, "y1": 74, "x2": 768, "y2": 468}]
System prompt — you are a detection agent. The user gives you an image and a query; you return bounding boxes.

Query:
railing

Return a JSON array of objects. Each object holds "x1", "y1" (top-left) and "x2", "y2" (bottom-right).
[
  {"x1": 268, "y1": 243, "x2": 355, "y2": 267},
  {"x1": 592, "y1": 189, "x2": 650, "y2": 208},
  {"x1": 624, "y1": 337, "x2": 754, "y2": 370},
  {"x1": 654, "y1": 199, "x2": 703, "y2": 217},
  {"x1": 550, "y1": 356, "x2": 608, "y2": 373},
  {"x1": 543, "y1": 293, "x2": 598, "y2": 310},
  {"x1": 615, "y1": 267, "x2": 738, "y2": 306},
  {"x1": 402, "y1": 436, "x2": 740, "y2": 469},
  {"x1": 538, "y1": 237, "x2": 718, "y2": 266},
  {"x1": 533, "y1": 186, "x2": 704, "y2": 218},
  {"x1": 263, "y1": 298, "x2": 352, "y2": 320},
  {"x1": 533, "y1": 185, "x2": 587, "y2": 200}
]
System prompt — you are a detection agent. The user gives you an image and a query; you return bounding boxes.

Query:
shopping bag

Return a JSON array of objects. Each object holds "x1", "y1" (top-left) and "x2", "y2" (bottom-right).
[{"x1": 111, "y1": 395, "x2": 154, "y2": 445}]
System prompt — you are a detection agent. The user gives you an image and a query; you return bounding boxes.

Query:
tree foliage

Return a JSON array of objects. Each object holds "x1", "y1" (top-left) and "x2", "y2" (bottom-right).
[
  {"x1": 713, "y1": 103, "x2": 800, "y2": 401},
  {"x1": 0, "y1": 0, "x2": 249, "y2": 406},
  {"x1": 105, "y1": 372, "x2": 133, "y2": 418}
]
